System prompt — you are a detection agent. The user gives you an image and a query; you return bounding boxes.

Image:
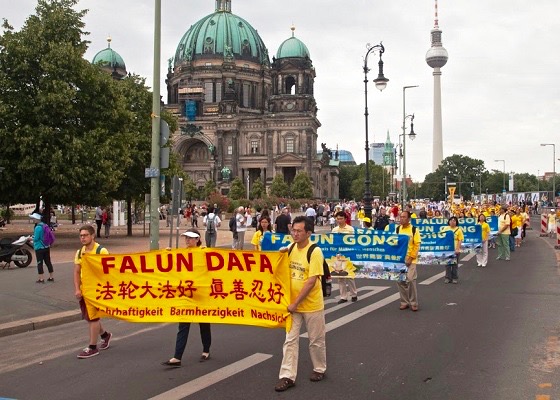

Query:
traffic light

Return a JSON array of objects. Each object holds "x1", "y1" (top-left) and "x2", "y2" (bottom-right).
[{"x1": 160, "y1": 120, "x2": 170, "y2": 169}]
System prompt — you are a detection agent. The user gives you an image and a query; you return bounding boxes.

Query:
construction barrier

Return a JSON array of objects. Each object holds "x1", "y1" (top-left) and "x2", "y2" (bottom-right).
[{"x1": 540, "y1": 214, "x2": 549, "y2": 237}]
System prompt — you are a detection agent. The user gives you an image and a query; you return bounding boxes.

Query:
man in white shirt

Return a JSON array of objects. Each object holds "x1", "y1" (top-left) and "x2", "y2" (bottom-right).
[{"x1": 234, "y1": 206, "x2": 247, "y2": 250}]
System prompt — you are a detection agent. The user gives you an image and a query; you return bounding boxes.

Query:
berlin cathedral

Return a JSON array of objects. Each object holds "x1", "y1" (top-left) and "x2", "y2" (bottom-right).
[{"x1": 95, "y1": 0, "x2": 340, "y2": 199}]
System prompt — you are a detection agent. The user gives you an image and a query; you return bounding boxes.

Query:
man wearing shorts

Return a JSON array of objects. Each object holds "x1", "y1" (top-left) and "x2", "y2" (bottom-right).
[{"x1": 73, "y1": 225, "x2": 112, "y2": 359}]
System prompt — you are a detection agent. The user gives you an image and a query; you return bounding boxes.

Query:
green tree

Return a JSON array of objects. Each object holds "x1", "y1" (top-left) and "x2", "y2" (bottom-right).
[
  {"x1": 0, "y1": 0, "x2": 134, "y2": 212},
  {"x1": 339, "y1": 165, "x2": 359, "y2": 200},
  {"x1": 250, "y1": 178, "x2": 265, "y2": 200},
  {"x1": 202, "y1": 180, "x2": 217, "y2": 200},
  {"x1": 229, "y1": 177, "x2": 246, "y2": 200},
  {"x1": 269, "y1": 174, "x2": 290, "y2": 198},
  {"x1": 290, "y1": 172, "x2": 313, "y2": 199},
  {"x1": 348, "y1": 162, "x2": 388, "y2": 201},
  {"x1": 183, "y1": 175, "x2": 198, "y2": 202}
]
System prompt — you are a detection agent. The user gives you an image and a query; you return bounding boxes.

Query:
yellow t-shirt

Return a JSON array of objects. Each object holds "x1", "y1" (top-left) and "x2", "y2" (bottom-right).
[
  {"x1": 251, "y1": 230, "x2": 265, "y2": 250},
  {"x1": 332, "y1": 224, "x2": 355, "y2": 234},
  {"x1": 74, "y1": 242, "x2": 109, "y2": 265},
  {"x1": 288, "y1": 242, "x2": 324, "y2": 313},
  {"x1": 442, "y1": 226, "x2": 464, "y2": 251},
  {"x1": 478, "y1": 221, "x2": 490, "y2": 241},
  {"x1": 385, "y1": 224, "x2": 421, "y2": 263},
  {"x1": 511, "y1": 214, "x2": 522, "y2": 229},
  {"x1": 498, "y1": 214, "x2": 511, "y2": 235}
]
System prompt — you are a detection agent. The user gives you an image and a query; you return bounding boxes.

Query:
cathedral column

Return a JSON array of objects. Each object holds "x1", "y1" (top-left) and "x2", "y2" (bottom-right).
[{"x1": 232, "y1": 130, "x2": 239, "y2": 178}]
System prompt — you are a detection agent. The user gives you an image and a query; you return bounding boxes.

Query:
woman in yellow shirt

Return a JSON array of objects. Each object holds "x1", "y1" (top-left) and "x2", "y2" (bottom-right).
[
  {"x1": 511, "y1": 209, "x2": 523, "y2": 248},
  {"x1": 442, "y1": 216, "x2": 464, "y2": 284},
  {"x1": 251, "y1": 216, "x2": 272, "y2": 251},
  {"x1": 476, "y1": 214, "x2": 490, "y2": 267}
]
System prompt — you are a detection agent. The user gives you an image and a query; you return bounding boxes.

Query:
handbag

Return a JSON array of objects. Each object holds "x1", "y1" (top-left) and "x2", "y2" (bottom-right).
[{"x1": 511, "y1": 227, "x2": 518, "y2": 236}]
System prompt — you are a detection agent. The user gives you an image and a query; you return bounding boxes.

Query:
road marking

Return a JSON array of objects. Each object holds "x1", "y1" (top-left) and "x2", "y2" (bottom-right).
[
  {"x1": 536, "y1": 395, "x2": 550, "y2": 400},
  {"x1": 538, "y1": 383, "x2": 552, "y2": 388},
  {"x1": 302, "y1": 272, "x2": 445, "y2": 338},
  {"x1": 147, "y1": 353, "x2": 272, "y2": 400},
  {"x1": 462, "y1": 252, "x2": 476, "y2": 262},
  {"x1": 324, "y1": 286, "x2": 390, "y2": 314},
  {"x1": 419, "y1": 271, "x2": 446, "y2": 285}
]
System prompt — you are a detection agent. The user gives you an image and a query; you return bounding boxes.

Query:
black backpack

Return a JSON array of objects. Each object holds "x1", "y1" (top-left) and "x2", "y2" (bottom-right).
[
  {"x1": 229, "y1": 216, "x2": 237, "y2": 232},
  {"x1": 288, "y1": 243, "x2": 331, "y2": 297},
  {"x1": 206, "y1": 215, "x2": 216, "y2": 234}
]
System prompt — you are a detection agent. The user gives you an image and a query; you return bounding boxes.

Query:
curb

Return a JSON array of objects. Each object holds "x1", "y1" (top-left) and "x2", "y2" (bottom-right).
[{"x1": 0, "y1": 310, "x2": 81, "y2": 338}]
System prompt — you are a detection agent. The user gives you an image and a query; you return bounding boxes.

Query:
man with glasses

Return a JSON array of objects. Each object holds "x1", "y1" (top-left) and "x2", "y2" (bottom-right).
[
  {"x1": 73, "y1": 225, "x2": 112, "y2": 359},
  {"x1": 274, "y1": 216, "x2": 326, "y2": 392}
]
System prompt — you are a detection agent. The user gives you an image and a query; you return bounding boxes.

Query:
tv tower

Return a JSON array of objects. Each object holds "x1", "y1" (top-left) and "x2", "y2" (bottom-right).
[{"x1": 425, "y1": 0, "x2": 448, "y2": 172}]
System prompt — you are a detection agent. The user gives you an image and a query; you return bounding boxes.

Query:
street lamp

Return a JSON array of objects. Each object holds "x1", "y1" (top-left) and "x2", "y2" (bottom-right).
[
  {"x1": 494, "y1": 159, "x2": 506, "y2": 195},
  {"x1": 401, "y1": 85, "x2": 418, "y2": 208},
  {"x1": 540, "y1": 143, "x2": 556, "y2": 204},
  {"x1": 362, "y1": 42, "x2": 389, "y2": 219}
]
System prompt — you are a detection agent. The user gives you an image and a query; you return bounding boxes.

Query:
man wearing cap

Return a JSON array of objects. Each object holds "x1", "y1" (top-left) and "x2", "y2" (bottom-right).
[{"x1": 30, "y1": 212, "x2": 54, "y2": 283}]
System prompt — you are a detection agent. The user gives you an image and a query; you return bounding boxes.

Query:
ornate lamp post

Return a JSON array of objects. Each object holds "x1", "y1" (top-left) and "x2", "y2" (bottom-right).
[
  {"x1": 363, "y1": 42, "x2": 389, "y2": 219},
  {"x1": 401, "y1": 113, "x2": 417, "y2": 207}
]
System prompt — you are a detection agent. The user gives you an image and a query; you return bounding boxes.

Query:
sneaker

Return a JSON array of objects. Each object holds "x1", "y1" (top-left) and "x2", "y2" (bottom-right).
[
  {"x1": 77, "y1": 347, "x2": 99, "y2": 359},
  {"x1": 505, "y1": 258, "x2": 510, "y2": 261},
  {"x1": 99, "y1": 332, "x2": 112, "y2": 350},
  {"x1": 477, "y1": 263, "x2": 481, "y2": 267},
  {"x1": 452, "y1": 279, "x2": 458, "y2": 284},
  {"x1": 337, "y1": 299, "x2": 348, "y2": 304},
  {"x1": 444, "y1": 278, "x2": 450, "y2": 284},
  {"x1": 496, "y1": 256, "x2": 502, "y2": 260}
]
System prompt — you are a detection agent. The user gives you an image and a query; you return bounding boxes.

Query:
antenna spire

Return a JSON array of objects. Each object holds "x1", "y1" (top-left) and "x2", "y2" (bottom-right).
[{"x1": 434, "y1": 0, "x2": 439, "y2": 28}]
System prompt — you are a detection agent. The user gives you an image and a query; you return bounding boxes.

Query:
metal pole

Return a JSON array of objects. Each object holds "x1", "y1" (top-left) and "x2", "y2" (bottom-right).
[
  {"x1": 553, "y1": 144, "x2": 556, "y2": 203},
  {"x1": 168, "y1": 177, "x2": 176, "y2": 249},
  {"x1": 149, "y1": 0, "x2": 161, "y2": 250},
  {"x1": 401, "y1": 85, "x2": 418, "y2": 208}
]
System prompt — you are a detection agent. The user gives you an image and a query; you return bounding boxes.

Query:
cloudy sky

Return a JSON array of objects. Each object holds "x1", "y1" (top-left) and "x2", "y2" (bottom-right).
[{"x1": 3, "y1": 0, "x2": 560, "y2": 181}]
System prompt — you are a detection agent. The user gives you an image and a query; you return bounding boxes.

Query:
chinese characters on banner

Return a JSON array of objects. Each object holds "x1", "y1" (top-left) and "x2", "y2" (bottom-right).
[{"x1": 81, "y1": 249, "x2": 291, "y2": 329}]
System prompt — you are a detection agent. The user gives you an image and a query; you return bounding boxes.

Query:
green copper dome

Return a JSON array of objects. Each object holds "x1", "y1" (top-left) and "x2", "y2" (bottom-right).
[
  {"x1": 174, "y1": 0, "x2": 269, "y2": 65},
  {"x1": 276, "y1": 27, "x2": 310, "y2": 59},
  {"x1": 92, "y1": 41, "x2": 126, "y2": 71}
]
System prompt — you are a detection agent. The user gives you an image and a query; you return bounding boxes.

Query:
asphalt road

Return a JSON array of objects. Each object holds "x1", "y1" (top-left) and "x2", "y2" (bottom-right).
[{"x1": 1, "y1": 231, "x2": 559, "y2": 400}]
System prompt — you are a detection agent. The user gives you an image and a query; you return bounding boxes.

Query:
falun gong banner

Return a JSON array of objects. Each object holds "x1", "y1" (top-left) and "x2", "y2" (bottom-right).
[
  {"x1": 261, "y1": 231, "x2": 410, "y2": 281},
  {"x1": 412, "y1": 218, "x2": 483, "y2": 253},
  {"x1": 355, "y1": 228, "x2": 456, "y2": 266},
  {"x1": 80, "y1": 248, "x2": 291, "y2": 329}
]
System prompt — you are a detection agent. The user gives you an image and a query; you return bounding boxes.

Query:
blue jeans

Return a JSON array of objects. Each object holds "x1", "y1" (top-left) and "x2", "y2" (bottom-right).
[
  {"x1": 508, "y1": 235, "x2": 515, "y2": 251},
  {"x1": 173, "y1": 322, "x2": 211, "y2": 360}
]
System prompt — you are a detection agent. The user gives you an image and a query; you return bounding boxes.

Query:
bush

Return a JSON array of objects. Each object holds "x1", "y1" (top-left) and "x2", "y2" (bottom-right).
[{"x1": 207, "y1": 192, "x2": 230, "y2": 214}]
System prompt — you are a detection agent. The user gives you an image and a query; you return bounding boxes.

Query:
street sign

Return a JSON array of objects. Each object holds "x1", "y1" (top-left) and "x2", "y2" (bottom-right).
[{"x1": 145, "y1": 168, "x2": 159, "y2": 178}]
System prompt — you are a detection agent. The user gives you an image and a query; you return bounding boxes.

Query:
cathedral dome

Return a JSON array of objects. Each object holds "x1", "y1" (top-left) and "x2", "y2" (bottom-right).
[
  {"x1": 276, "y1": 27, "x2": 310, "y2": 59},
  {"x1": 92, "y1": 38, "x2": 126, "y2": 73},
  {"x1": 174, "y1": 0, "x2": 269, "y2": 65}
]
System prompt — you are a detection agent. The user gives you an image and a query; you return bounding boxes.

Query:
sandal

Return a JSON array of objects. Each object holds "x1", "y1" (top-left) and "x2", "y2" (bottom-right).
[
  {"x1": 274, "y1": 378, "x2": 295, "y2": 392},
  {"x1": 36, "y1": 279, "x2": 45, "y2": 284}
]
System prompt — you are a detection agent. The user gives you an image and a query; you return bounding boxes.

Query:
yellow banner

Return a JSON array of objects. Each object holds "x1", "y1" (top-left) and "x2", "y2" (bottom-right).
[
  {"x1": 81, "y1": 248, "x2": 291, "y2": 329},
  {"x1": 448, "y1": 186, "x2": 456, "y2": 202}
]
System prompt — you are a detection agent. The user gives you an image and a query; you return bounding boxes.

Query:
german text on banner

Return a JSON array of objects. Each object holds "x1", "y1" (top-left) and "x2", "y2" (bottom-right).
[
  {"x1": 80, "y1": 248, "x2": 291, "y2": 329},
  {"x1": 412, "y1": 218, "x2": 482, "y2": 253},
  {"x1": 261, "y1": 231, "x2": 410, "y2": 281}
]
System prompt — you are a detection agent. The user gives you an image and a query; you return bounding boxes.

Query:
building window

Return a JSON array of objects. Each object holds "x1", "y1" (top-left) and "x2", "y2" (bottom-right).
[
  {"x1": 204, "y1": 82, "x2": 213, "y2": 102},
  {"x1": 243, "y1": 83, "x2": 250, "y2": 107},
  {"x1": 227, "y1": 145, "x2": 233, "y2": 155},
  {"x1": 286, "y1": 139, "x2": 294, "y2": 153},
  {"x1": 215, "y1": 82, "x2": 222, "y2": 103},
  {"x1": 250, "y1": 140, "x2": 259, "y2": 154}
]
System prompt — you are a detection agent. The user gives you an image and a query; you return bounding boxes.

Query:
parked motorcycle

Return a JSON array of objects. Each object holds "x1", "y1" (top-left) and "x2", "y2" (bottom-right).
[{"x1": 0, "y1": 235, "x2": 33, "y2": 269}]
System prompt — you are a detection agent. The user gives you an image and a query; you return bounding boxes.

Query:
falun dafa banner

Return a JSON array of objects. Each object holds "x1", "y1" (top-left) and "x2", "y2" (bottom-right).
[{"x1": 80, "y1": 248, "x2": 291, "y2": 329}]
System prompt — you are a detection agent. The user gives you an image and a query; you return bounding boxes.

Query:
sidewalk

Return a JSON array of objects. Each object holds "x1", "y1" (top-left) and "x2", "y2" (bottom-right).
[{"x1": 0, "y1": 219, "x2": 242, "y2": 337}]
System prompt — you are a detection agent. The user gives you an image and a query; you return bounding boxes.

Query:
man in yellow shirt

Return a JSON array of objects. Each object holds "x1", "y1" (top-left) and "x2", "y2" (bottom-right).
[
  {"x1": 386, "y1": 211, "x2": 421, "y2": 311},
  {"x1": 275, "y1": 216, "x2": 326, "y2": 392},
  {"x1": 73, "y1": 225, "x2": 111, "y2": 359}
]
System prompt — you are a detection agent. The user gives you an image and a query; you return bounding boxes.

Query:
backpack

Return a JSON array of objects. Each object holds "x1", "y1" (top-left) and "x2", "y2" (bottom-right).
[
  {"x1": 42, "y1": 224, "x2": 56, "y2": 246},
  {"x1": 77, "y1": 244, "x2": 105, "y2": 260},
  {"x1": 288, "y1": 243, "x2": 332, "y2": 297},
  {"x1": 229, "y1": 216, "x2": 237, "y2": 232},
  {"x1": 251, "y1": 213, "x2": 259, "y2": 228},
  {"x1": 206, "y1": 215, "x2": 216, "y2": 234}
]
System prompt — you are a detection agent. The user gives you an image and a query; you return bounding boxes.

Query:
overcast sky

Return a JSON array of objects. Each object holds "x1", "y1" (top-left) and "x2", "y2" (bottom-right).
[{"x1": 3, "y1": 0, "x2": 560, "y2": 181}]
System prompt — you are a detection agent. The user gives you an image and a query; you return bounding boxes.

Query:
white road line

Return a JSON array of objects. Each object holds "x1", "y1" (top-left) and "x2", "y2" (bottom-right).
[
  {"x1": 147, "y1": 353, "x2": 273, "y2": 400},
  {"x1": 324, "y1": 286, "x2": 390, "y2": 315},
  {"x1": 419, "y1": 271, "x2": 446, "y2": 285},
  {"x1": 461, "y1": 252, "x2": 476, "y2": 262}
]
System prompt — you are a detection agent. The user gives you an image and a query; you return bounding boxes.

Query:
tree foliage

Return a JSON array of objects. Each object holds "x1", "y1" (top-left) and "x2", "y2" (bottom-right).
[
  {"x1": 250, "y1": 178, "x2": 265, "y2": 200},
  {"x1": 0, "y1": 0, "x2": 135, "y2": 208},
  {"x1": 229, "y1": 177, "x2": 246, "y2": 200},
  {"x1": 290, "y1": 172, "x2": 313, "y2": 199},
  {"x1": 269, "y1": 174, "x2": 290, "y2": 198}
]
